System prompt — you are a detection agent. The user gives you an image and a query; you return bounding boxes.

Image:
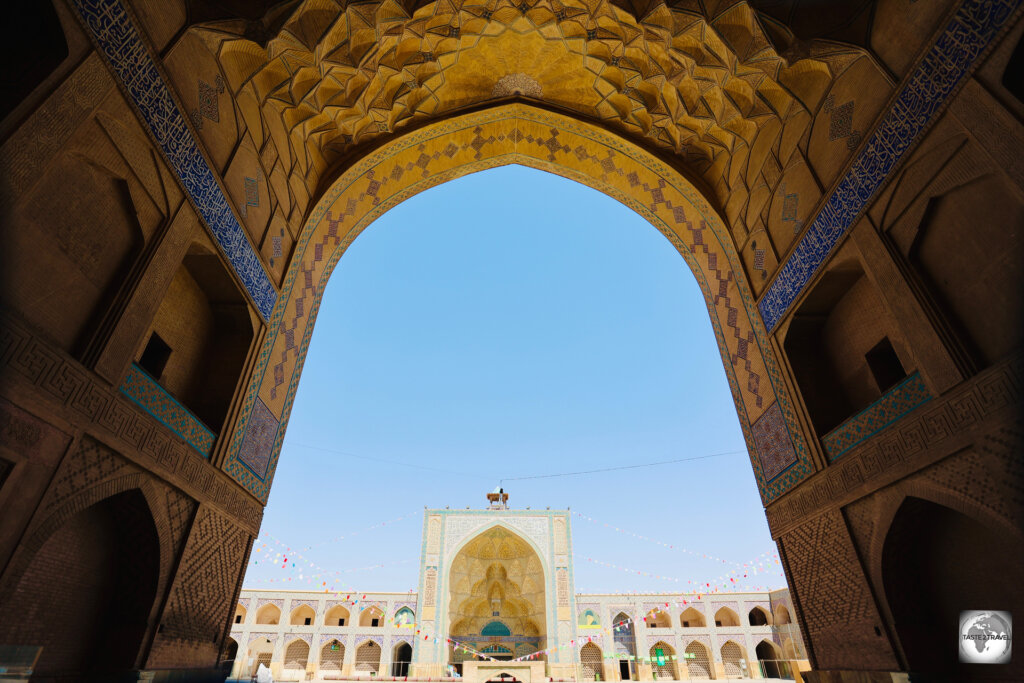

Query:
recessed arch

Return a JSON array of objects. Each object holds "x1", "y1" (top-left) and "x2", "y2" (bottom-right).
[
  {"x1": 714, "y1": 606, "x2": 740, "y2": 627},
  {"x1": 359, "y1": 605, "x2": 385, "y2": 627},
  {"x1": 646, "y1": 608, "x2": 671, "y2": 628},
  {"x1": 447, "y1": 524, "x2": 547, "y2": 666},
  {"x1": 394, "y1": 606, "x2": 415, "y2": 625},
  {"x1": 392, "y1": 641, "x2": 413, "y2": 676},
  {"x1": 649, "y1": 640, "x2": 678, "y2": 680},
  {"x1": 721, "y1": 640, "x2": 748, "y2": 677},
  {"x1": 290, "y1": 603, "x2": 316, "y2": 625},
  {"x1": 580, "y1": 642, "x2": 603, "y2": 681},
  {"x1": 320, "y1": 638, "x2": 345, "y2": 674},
  {"x1": 680, "y1": 607, "x2": 705, "y2": 628},
  {"x1": 748, "y1": 605, "x2": 772, "y2": 626},
  {"x1": 255, "y1": 604, "x2": 280, "y2": 625},
  {"x1": 325, "y1": 604, "x2": 350, "y2": 627},
  {"x1": 683, "y1": 641, "x2": 713, "y2": 679},
  {"x1": 774, "y1": 604, "x2": 792, "y2": 625},
  {"x1": 233, "y1": 603, "x2": 247, "y2": 625},
  {"x1": 284, "y1": 638, "x2": 310, "y2": 674},
  {"x1": 755, "y1": 639, "x2": 783, "y2": 678},
  {"x1": 355, "y1": 640, "x2": 382, "y2": 674},
  {"x1": 223, "y1": 103, "x2": 811, "y2": 509}
]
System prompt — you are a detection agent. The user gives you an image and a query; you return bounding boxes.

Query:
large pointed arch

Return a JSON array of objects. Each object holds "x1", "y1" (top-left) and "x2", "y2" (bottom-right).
[{"x1": 224, "y1": 103, "x2": 812, "y2": 507}]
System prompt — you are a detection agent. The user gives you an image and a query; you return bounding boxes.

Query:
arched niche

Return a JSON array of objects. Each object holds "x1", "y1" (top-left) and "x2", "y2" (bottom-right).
[
  {"x1": 290, "y1": 603, "x2": 316, "y2": 626},
  {"x1": 714, "y1": 607, "x2": 740, "y2": 627},
  {"x1": 446, "y1": 524, "x2": 547, "y2": 666},
  {"x1": 223, "y1": 104, "x2": 811, "y2": 509},
  {"x1": 325, "y1": 604, "x2": 350, "y2": 626},
  {"x1": 748, "y1": 606, "x2": 771, "y2": 626},
  {"x1": 680, "y1": 607, "x2": 705, "y2": 628},
  {"x1": 255, "y1": 604, "x2": 280, "y2": 625},
  {"x1": 359, "y1": 605, "x2": 385, "y2": 627}
]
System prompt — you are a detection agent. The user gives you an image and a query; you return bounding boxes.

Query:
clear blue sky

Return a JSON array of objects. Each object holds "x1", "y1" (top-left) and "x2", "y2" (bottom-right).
[{"x1": 243, "y1": 165, "x2": 784, "y2": 595}]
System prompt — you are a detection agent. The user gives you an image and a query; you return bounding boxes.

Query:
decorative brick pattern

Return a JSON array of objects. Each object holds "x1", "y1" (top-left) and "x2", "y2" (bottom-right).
[
  {"x1": 119, "y1": 363, "x2": 215, "y2": 457},
  {"x1": 0, "y1": 314, "x2": 262, "y2": 533},
  {"x1": 779, "y1": 510, "x2": 896, "y2": 670},
  {"x1": 823, "y1": 372, "x2": 933, "y2": 461},
  {"x1": 766, "y1": 354, "x2": 1023, "y2": 536},
  {"x1": 68, "y1": 0, "x2": 276, "y2": 319},
  {"x1": 147, "y1": 506, "x2": 252, "y2": 668},
  {"x1": 759, "y1": 0, "x2": 1022, "y2": 332}
]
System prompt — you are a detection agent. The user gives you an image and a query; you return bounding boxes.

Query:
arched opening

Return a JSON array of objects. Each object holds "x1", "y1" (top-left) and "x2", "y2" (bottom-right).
[
  {"x1": 290, "y1": 604, "x2": 316, "y2": 626},
  {"x1": 748, "y1": 606, "x2": 771, "y2": 626},
  {"x1": 775, "y1": 604, "x2": 792, "y2": 625},
  {"x1": 222, "y1": 637, "x2": 239, "y2": 677},
  {"x1": 448, "y1": 526, "x2": 546, "y2": 670},
  {"x1": 391, "y1": 641, "x2": 413, "y2": 676},
  {"x1": 325, "y1": 604, "x2": 350, "y2": 627},
  {"x1": 680, "y1": 607, "x2": 705, "y2": 628},
  {"x1": 0, "y1": 489, "x2": 160, "y2": 678},
  {"x1": 713, "y1": 607, "x2": 740, "y2": 627},
  {"x1": 683, "y1": 641, "x2": 713, "y2": 679},
  {"x1": 283, "y1": 639, "x2": 310, "y2": 678},
  {"x1": 255, "y1": 604, "x2": 281, "y2": 624},
  {"x1": 612, "y1": 612, "x2": 636, "y2": 681},
  {"x1": 649, "y1": 641, "x2": 678, "y2": 680},
  {"x1": 580, "y1": 642, "x2": 603, "y2": 681},
  {"x1": 755, "y1": 640, "x2": 782, "y2": 678},
  {"x1": 720, "y1": 641, "x2": 747, "y2": 678},
  {"x1": 247, "y1": 638, "x2": 274, "y2": 678},
  {"x1": 226, "y1": 103, "x2": 806, "y2": 511},
  {"x1": 578, "y1": 609, "x2": 600, "y2": 628},
  {"x1": 359, "y1": 605, "x2": 385, "y2": 627},
  {"x1": 646, "y1": 609, "x2": 671, "y2": 628},
  {"x1": 394, "y1": 606, "x2": 415, "y2": 626},
  {"x1": 355, "y1": 640, "x2": 381, "y2": 674},
  {"x1": 882, "y1": 496, "x2": 1023, "y2": 677},
  {"x1": 782, "y1": 638, "x2": 798, "y2": 660},
  {"x1": 320, "y1": 639, "x2": 345, "y2": 678},
  {"x1": 233, "y1": 603, "x2": 248, "y2": 625}
]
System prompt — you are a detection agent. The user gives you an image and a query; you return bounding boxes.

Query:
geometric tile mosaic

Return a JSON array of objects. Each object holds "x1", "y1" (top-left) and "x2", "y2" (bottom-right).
[
  {"x1": 759, "y1": 0, "x2": 1021, "y2": 333},
  {"x1": 69, "y1": 0, "x2": 276, "y2": 320},
  {"x1": 750, "y1": 401, "x2": 797, "y2": 482},
  {"x1": 118, "y1": 363, "x2": 215, "y2": 457},
  {"x1": 237, "y1": 397, "x2": 279, "y2": 481},
  {"x1": 822, "y1": 372, "x2": 932, "y2": 462}
]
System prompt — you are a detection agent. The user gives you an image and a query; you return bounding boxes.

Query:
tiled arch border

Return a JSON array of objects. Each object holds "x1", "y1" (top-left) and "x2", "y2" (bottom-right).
[{"x1": 223, "y1": 104, "x2": 812, "y2": 505}]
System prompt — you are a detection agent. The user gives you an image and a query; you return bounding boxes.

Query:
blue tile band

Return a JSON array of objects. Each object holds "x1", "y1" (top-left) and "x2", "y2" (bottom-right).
[
  {"x1": 759, "y1": 0, "x2": 1021, "y2": 332},
  {"x1": 70, "y1": 0, "x2": 277, "y2": 321},
  {"x1": 119, "y1": 364, "x2": 216, "y2": 457}
]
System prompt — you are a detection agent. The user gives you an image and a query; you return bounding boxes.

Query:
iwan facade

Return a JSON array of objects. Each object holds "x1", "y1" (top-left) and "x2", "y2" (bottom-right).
[{"x1": 229, "y1": 500, "x2": 808, "y2": 681}]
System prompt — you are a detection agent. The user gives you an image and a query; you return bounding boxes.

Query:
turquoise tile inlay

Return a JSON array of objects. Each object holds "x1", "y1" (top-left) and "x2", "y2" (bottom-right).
[
  {"x1": 822, "y1": 372, "x2": 932, "y2": 461},
  {"x1": 119, "y1": 363, "x2": 216, "y2": 457}
]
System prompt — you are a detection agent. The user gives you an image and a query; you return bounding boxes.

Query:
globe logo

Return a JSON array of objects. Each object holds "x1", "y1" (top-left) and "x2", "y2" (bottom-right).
[{"x1": 959, "y1": 610, "x2": 1012, "y2": 664}]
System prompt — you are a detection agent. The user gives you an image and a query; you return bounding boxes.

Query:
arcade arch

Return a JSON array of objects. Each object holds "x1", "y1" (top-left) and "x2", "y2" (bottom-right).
[
  {"x1": 774, "y1": 604, "x2": 792, "y2": 625},
  {"x1": 359, "y1": 605, "x2": 385, "y2": 627},
  {"x1": 283, "y1": 639, "x2": 310, "y2": 675},
  {"x1": 748, "y1": 606, "x2": 771, "y2": 626},
  {"x1": 580, "y1": 642, "x2": 603, "y2": 681},
  {"x1": 646, "y1": 609, "x2": 671, "y2": 628},
  {"x1": 680, "y1": 607, "x2": 705, "y2": 628},
  {"x1": 320, "y1": 639, "x2": 345, "y2": 674},
  {"x1": 683, "y1": 641, "x2": 713, "y2": 679},
  {"x1": 234, "y1": 603, "x2": 247, "y2": 625},
  {"x1": 255, "y1": 604, "x2": 281, "y2": 625},
  {"x1": 721, "y1": 640, "x2": 748, "y2": 677},
  {"x1": 649, "y1": 641, "x2": 678, "y2": 680},
  {"x1": 755, "y1": 639, "x2": 783, "y2": 678},
  {"x1": 714, "y1": 607, "x2": 740, "y2": 627},
  {"x1": 325, "y1": 604, "x2": 350, "y2": 627},
  {"x1": 355, "y1": 640, "x2": 382, "y2": 674},
  {"x1": 290, "y1": 604, "x2": 316, "y2": 626}
]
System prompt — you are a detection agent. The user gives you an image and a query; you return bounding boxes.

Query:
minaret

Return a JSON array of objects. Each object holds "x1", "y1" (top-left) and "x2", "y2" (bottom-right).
[{"x1": 486, "y1": 486, "x2": 509, "y2": 510}]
